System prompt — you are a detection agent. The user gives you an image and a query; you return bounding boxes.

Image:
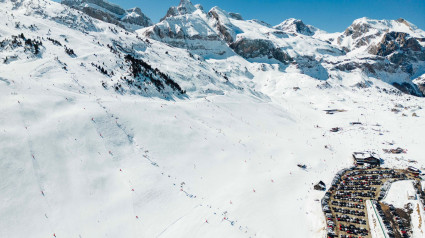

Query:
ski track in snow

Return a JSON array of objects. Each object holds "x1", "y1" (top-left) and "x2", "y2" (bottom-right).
[
  {"x1": 16, "y1": 96, "x2": 56, "y2": 235},
  {"x1": 72, "y1": 68, "x2": 258, "y2": 237},
  {"x1": 93, "y1": 100, "x2": 256, "y2": 237}
]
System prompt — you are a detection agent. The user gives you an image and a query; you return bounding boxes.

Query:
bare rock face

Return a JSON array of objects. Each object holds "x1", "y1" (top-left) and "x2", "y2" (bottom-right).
[
  {"x1": 367, "y1": 32, "x2": 425, "y2": 76},
  {"x1": 229, "y1": 13, "x2": 243, "y2": 20},
  {"x1": 392, "y1": 82, "x2": 423, "y2": 97},
  {"x1": 62, "y1": 0, "x2": 152, "y2": 31},
  {"x1": 337, "y1": 18, "x2": 387, "y2": 52},
  {"x1": 369, "y1": 32, "x2": 422, "y2": 57},
  {"x1": 148, "y1": 23, "x2": 220, "y2": 42},
  {"x1": 73, "y1": 6, "x2": 125, "y2": 28},
  {"x1": 337, "y1": 21, "x2": 381, "y2": 52},
  {"x1": 413, "y1": 75, "x2": 425, "y2": 95},
  {"x1": 230, "y1": 38, "x2": 292, "y2": 64},
  {"x1": 344, "y1": 22, "x2": 371, "y2": 39},
  {"x1": 296, "y1": 56, "x2": 329, "y2": 80}
]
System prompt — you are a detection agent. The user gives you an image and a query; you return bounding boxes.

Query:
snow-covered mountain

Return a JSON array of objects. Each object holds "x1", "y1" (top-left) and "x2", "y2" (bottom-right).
[
  {"x1": 140, "y1": 0, "x2": 425, "y2": 92},
  {"x1": 62, "y1": 0, "x2": 152, "y2": 31},
  {"x1": 1, "y1": 0, "x2": 425, "y2": 238},
  {"x1": 274, "y1": 18, "x2": 320, "y2": 36},
  {"x1": 329, "y1": 17, "x2": 425, "y2": 52},
  {"x1": 161, "y1": 0, "x2": 202, "y2": 21}
]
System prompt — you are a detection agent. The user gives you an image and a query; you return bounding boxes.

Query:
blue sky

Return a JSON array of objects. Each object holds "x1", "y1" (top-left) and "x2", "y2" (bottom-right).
[{"x1": 56, "y1": 0, "x2": 425, "y2": 32}]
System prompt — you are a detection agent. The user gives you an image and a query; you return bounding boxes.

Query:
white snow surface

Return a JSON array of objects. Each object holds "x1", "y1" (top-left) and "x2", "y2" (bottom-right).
[
  {"x1": 0, "y1": 0, "x2": 425, "y2": 238},
  {"x1": 383, "y1": 180, "x2": 416, "y2": 208}
]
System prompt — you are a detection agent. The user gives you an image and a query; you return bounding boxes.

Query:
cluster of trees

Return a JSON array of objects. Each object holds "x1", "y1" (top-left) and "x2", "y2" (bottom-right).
[
  {"x1": 9, "y1": 33, "x2": 43, "y2": 55},
  {"x1": 47, "y1": 37, "x2": 62, "y2": 46},
  {"x1": 108, "y1": 27, "x2": 118, "y2": 34},
  {"x1": 28, "y1": 24, "x2": 38, "y2": 31},
  {"x1": 124, "y1": 54, "x2": 185, "y2": 94},
  {"x1": 212, "y1": 68, "x2": 229, "y2": 81},
  {"x1": 24, "y1": 38, "x2": 42, "y2": 55},
  {"x1": 107, "y1": 44, "x2": 119, "y2": 55},
  {"x1": 64, "y1": 46, "x2": 76, "y2": 56},
  {"x1": 114, "y1": 82, "x2": 124, "y2": 93},
  {"x1": 46, "y1": 37, "x2": 75, "y2": 57},
  {"x1": 91, "y1": 62, "x2": 114, "y2": 76}
]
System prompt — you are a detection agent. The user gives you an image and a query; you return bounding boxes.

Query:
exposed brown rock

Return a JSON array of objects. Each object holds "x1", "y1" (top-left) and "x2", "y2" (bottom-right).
[{"x1": 230, "y1": 38, "x2": 292, "y2": 64}]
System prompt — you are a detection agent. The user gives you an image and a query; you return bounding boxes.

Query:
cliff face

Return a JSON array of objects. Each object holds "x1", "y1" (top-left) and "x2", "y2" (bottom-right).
[
  {"x1": 414, "y1": 74, "x2": 425, "y2": 95},
  {"x1": 62, "y1": 0, "x2": 152, "y2": 31},
  {"x1": 230, "y1": 38, "x2": 293, "y2": 64}
]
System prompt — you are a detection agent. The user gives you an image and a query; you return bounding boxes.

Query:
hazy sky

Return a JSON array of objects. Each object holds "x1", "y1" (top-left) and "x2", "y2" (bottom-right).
[{"x1": 55, "y1": 0, "x2": 425, "y2": 32}]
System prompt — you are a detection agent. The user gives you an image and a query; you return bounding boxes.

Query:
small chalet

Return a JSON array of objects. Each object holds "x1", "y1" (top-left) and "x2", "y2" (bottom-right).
[
  {"x1": 408, "y1": 166, "x2": 421, "y2": 175},
  {"x1": 352, "y1": 152, "x2": 380, "y2": 167},
  {"x1": 314, "y1": 181, "x2": 326, "y2": 191}
]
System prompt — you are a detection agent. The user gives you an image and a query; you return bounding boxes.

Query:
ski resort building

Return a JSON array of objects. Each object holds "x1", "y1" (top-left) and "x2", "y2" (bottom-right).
[
  {"x1": 352, "y1": 152, "x2": 380, "y2": 167},
  {"x1": 408, "y1": 166, "x2": 421, "y2": 176}
]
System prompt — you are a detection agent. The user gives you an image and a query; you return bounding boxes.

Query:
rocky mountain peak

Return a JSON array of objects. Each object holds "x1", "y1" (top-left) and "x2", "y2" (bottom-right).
[
  {"x1": 337, "y1": 17, "x2": 425, "y2": 52},
  {"x1": 122, "y1": 7, "x2": 153, "y2": 29},
  {"x1": 128, "y1": 7, "x2": 143, "y2": 15},
  {"x1": 396, "y1": 18, "x2": 419, "y2": 32},
  {"x1": 194, "y1": 4, "x2": 203, "y2": 11},
  {"x1": 160, "y1": 0, "x2": 200, "y2": 21},
  {"x1": 345, "y1": 17, "x2": 423, "y2": 39},
  {"x1": 229, "y1": 12, "x2": 243, "y2": 20},
  {"x1": 180, "y1": 0, "x2": 194, "y2": 7},
  {"x1": 207, "y1": 6, "x2": 238, "y2": 43},
  {"x1": 344, "y1": 19, "x2": 372, "y2": 39},
  {"x1": 274, "y1": 18, "x2": 316, "y2": 36}
]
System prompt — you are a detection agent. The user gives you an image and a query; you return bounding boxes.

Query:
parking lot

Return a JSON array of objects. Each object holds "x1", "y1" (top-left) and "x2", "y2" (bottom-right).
[{"x1": 322, "y1": 167, "x2": 420, "y2": 238}]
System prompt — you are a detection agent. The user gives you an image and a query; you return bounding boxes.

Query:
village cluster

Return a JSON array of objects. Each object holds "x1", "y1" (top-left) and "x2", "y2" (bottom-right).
[{"x1": 320, "y1": 152, "x2": 423, "y2": 238}]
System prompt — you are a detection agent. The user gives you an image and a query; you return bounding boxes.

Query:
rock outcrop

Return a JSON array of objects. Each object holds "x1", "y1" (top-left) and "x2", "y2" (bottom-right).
[
  {"x1": 413, "y1": 74, "x2": 425, "y2": 95},
  {"x1": 366, "y1": 31, "x2": 425, "y2": 78},
  {"x1": 62, "y1": 0, "x2": 152, "y2": 31},
  {"x1": 230, "y1": 38, "x2": 292, "y2": 64},
  {"x1": 369, "y1": 32, "x2": 422, "y2": 57},
  {"x1": 207, "y1": 7, "x2": 239, "y2": 44}
]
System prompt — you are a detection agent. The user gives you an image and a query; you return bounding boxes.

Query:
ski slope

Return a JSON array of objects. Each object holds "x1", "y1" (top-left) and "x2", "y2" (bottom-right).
[{"x1": 0, "y1": 0, "x2": 425, "y2": 238}]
